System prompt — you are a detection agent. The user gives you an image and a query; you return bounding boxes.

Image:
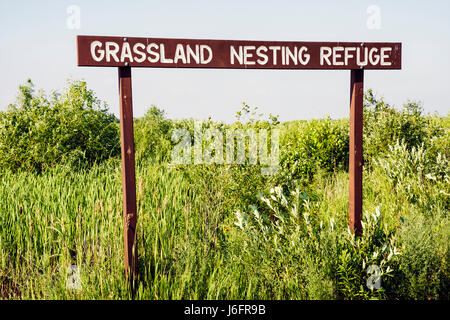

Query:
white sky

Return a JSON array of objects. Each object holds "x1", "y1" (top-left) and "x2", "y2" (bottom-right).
[{"x1": 0, "y1": 0, "x2": 449, "y2": 122}]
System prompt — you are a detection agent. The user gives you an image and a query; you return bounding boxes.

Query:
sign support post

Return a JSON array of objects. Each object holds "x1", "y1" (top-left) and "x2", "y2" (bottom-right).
[
  {"x1": 118, "y1": 66, "x2": 138, "y2": 279},
  {"x1": 349, "y1": 69, "x2": 364, "y2": 236}
]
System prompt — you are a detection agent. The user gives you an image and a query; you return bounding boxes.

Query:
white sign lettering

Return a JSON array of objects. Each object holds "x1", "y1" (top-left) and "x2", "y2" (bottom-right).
[{"x1": 81, "y1": 37, "x2": 400, "y2": 69}]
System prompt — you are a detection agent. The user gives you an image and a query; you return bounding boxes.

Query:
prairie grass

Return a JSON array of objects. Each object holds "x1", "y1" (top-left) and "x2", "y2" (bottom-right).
[
  {"x1": 0, "y1": 83, "x2": 448, "y2": 299},
  {"x1": 1, "y1": 157, "x2": 448, "y2": 299}
]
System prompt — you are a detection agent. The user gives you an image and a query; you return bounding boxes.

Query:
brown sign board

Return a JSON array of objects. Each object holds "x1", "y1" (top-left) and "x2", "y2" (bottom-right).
[{"x1": 77, "y1": 35, "x2": 401, "y2": 70}]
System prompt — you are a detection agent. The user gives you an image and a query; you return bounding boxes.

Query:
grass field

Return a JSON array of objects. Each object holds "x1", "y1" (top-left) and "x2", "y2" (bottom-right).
[{"x1": 0, "y1": 81, "x2": 448, "y2": 299}]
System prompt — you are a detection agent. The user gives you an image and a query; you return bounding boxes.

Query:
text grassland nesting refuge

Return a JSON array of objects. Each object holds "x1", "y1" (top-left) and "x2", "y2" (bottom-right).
[{"x1": 78, "y1": 36, "x2": 401, "y2": 70}]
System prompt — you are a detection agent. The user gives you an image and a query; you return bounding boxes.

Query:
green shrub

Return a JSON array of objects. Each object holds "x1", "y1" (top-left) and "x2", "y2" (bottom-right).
[
  {"x1": 0, "y1": 79, "x2": 120, "y2": 173},
  {"x1": 134, "y1": 106, "x2": 173, "y2": 164},
  {"x1": 363, "y1": 89, "x2": 443, "y2": 167},
  {"x1": 276, "y1": 117, "x2": 349, "y2": 189},
  {"x1": 231, "y1": 186, "x2": 401, "y2": 299},
  {"x1": 426, "y1": 115, "x2": 450, "y2": 161},
  {"x1": 374, "y1": 140, "x2": 449, "y2": 213},
  {"x1": 394, "y1": 213, "x2": 449, "y2": 299},
  {"x1": 172, "y1": 104, "x2": 280, "y2": 213}
]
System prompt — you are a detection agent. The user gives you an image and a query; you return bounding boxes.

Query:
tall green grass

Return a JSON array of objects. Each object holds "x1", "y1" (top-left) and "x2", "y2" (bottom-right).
[
  {"x1": 0, "y1": 82, "x2": 448, "y2": 299},
  {"x1": 1, "y1": 158, "x2": 448, "y2": 299}
]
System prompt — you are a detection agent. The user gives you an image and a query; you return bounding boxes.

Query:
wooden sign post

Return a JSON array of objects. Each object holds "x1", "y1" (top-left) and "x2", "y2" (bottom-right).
[
  {"x1": 77, "y1": 35, "x2": 401, "y2": 277},
  {"x1": 349, "y1": 69, "x2": 364, "y2": 236},
  {"x1": 118, "y1": 66, "x2": 138, "y2": 278}
]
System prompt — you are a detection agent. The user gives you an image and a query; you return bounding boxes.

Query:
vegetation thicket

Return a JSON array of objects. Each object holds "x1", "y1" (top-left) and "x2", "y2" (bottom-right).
[{"x1": 0, "y1": 81, "x2": 448, "y2": 299}]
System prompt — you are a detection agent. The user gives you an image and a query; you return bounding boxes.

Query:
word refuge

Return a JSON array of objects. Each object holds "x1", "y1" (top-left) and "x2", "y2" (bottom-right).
[{"x1": 78, "y1": 36, "x2": 401, "y2": 70}]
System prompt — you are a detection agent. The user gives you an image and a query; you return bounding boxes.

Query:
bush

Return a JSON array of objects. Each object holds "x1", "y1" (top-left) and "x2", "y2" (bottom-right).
[
  {"x1": 276, "y1": 117, "x2": 349, "y2": 189},
  {"x1": 231, "y1": 186, "x2": 401, "y2": 299},
  {"x1": 134, "y1": 106, "x2": 173, "y2": 164},
  {"x1": 373, "y1": 137, "x2": 449, "y2": 214},
  {"x1": 394, "y1": 213, "x2": 449, "y2": 299},
  {"x1": 0, "y1": 79, "x2": 120, "y2": 173},
  {"x1": 363, "y1": 89, "x2": 442, "y2": 167}
]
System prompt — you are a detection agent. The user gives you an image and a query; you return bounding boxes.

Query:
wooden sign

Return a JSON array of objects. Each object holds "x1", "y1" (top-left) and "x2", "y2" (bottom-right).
[
  {"x1": 76, "y1": 35, "x2": 402, "y2": 280},
  {"x1": 77, "y1": 36, "x2": 401, "y2": 70}
]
